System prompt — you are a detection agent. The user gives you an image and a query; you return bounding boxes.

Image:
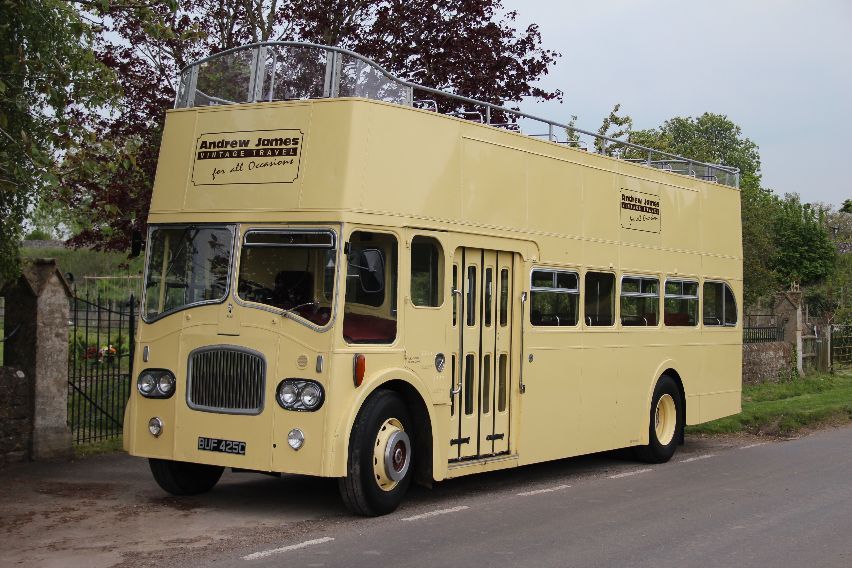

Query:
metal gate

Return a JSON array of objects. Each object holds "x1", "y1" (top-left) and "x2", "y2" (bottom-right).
[
  {"x1": 68, "y1": 292, "x2": 136, "y2": 444},
  {"x1": 831, "y1": 324, "x2": 852, "y2": 370}
]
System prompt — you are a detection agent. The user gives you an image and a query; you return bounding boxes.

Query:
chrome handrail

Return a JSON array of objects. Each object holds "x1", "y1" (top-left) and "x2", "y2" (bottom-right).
[{"x1": 176, "y1": 41, "x2": 740, "y2": 188}]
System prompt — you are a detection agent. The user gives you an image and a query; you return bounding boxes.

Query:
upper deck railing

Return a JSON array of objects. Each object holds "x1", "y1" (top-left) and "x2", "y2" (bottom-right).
[{"x1": 176, "y1": 42, "x2": 740, "y2": 188}]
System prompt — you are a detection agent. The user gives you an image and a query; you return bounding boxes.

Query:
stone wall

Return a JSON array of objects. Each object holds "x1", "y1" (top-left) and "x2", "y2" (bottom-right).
[
  {"x1": 0, "y1": 367, "x2": 33, "y2": 465},
  {"x1": 742, "y1": 341, "x2": 794, "y2": 385}
]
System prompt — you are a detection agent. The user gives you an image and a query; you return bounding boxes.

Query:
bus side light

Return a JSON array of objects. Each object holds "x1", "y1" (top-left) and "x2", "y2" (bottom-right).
[{"x1": 353, "y1": 354, "x2": 366, "y2": 387}]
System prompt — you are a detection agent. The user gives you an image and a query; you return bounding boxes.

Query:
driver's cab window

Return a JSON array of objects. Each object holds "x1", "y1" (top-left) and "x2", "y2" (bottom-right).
[
  {"x1": 236, "y1": 229, "x2": 335, "y2": 327},
  {"x1": 344, "y1": 231, "x2": 398, "y2": 343}
]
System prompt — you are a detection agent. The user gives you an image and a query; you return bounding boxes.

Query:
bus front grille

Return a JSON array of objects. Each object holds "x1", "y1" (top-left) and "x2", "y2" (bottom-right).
[{"x1": 187, "y1": 347, "x2": 265, "y2": 414}]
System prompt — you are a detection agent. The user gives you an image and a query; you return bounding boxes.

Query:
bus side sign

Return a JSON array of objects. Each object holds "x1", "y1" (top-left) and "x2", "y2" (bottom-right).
[{"x1": 620, "y1": 189, "x2": 661, "y2": 233}]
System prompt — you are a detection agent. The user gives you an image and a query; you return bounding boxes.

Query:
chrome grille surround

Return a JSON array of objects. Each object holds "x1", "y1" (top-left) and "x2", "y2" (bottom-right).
[{"x1": 187, "y1": 346, "x2": 265, "y2": 415}]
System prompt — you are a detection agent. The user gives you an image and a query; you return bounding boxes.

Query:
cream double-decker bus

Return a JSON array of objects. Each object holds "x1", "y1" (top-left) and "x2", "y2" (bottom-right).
[{"x1": 125, "y1": 42, "x2": 743, "y2": 516}]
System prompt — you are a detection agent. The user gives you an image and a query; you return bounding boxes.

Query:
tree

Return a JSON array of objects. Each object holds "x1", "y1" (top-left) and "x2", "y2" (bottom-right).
[
  {"x1": 594, "y1": 103, "x2": 632, "y2": 155},
  {"x1": 628, "y1": 113, "x2": 761, "y2": 189},
  {"x1": 771, "y1": 194, "x2": 836, "y2": 286},
  {"x1": 62, "y1": 0, "x2": 561, "y2": 251},
  {"x1": 841, "y1": 198, "x2": 852, "y2": 214},
  {"x1": 0, "y1": 0, "x2": 115, "y2": 282}
]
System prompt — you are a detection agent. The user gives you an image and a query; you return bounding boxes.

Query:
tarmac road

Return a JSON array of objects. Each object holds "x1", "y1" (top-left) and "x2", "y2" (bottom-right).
[
  {"x1": 1, "y1": 427, "x2": 850, "y2": 567},
  {"x1": 230, "y1": 426, "x2": 852, "y2": 568}
]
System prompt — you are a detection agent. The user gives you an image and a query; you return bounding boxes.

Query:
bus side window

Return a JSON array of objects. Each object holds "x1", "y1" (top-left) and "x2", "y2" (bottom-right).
[
  {"x1": 664, "y1": 279, "x2": 698, "y2": 326},
  {"x1": 411, "y1": 236, "x2": 444, "y2": 307},
  {"x1": 530, "y1": 269, "x2": 579, "y2": 326},
  {"x1": 620, "y1": 276, "x2": 659, "y2": 326},
  {"x1": 703, "y1": 281, "x2": 738, "y2": 326},
  {"x1": 343, "y1": 231, "x2": 398, "y2": 344},
  {"x1": 584, "y1": 272, "x2": 615, "y2": 326},
  {"x1": 724, "y1": 284, "x2": 738, "y2": 326}
]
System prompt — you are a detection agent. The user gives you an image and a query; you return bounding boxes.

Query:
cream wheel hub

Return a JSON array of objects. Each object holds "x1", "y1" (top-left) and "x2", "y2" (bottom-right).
[
  {"x1": 654, "y1": 393, "x2": 677, "y2": 446},
  {"x1": 372, "y1": 418, "x2": 411, "y2": 491}
]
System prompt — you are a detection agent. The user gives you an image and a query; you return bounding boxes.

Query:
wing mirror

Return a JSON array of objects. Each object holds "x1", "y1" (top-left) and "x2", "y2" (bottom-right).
[{"x1": 349, "y1": 248, "x2": 385, "y2": 293}]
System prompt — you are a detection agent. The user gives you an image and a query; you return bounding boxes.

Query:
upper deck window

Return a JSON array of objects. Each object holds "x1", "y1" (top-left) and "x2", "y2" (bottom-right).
[
  {"x1": 344, "y1": 231, "x2": 398, "y2": 343},
  {"x1": 530, "y1": 269, "x2": 579, "y2": 327},
  {"x1": 664, "y1": 279, "x2": 699, "y2": 327},
  {"x1": 620, "y1": 276, "x2": 659, "y2": 326},
  {"x1": 703, "y1": 281, "x2": 737, "y2": 327},
  {"x1": 143, "y1": 225, "x2": 234, "y2": 321},
  {"x1": 237, "y1": 229, "x2": 336, "y2": 327}
]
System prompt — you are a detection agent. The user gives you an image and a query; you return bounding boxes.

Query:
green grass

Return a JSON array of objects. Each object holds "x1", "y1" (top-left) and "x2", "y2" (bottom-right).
[
  {"x1": 21, "y1": 246, "x2": 143, "y2": 303},
  {"x1": 73, "y1": 436, "x2": 125, "y2": 458},
  {"x1": 688, "y1": 372, "x2": 852, "y2": 436},
  {"x1": 21, "y1": 246, "x2": 143, "y2": 279}
]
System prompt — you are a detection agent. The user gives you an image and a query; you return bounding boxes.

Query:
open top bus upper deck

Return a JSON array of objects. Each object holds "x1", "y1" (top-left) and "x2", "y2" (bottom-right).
[
  {"x1": 174, "y1": 41, "x2": 740, "y2": 189},
  {"x1": 154, "y1": 41, "x2": 742, "y2": 272}
]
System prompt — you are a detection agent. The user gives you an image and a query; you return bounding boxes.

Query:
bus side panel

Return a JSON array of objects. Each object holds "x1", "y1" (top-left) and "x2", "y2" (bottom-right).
[
  {"x1": 698, "y1": 337, "x2": 742, "y2": 423},
  {"x1": 517, "y1": 328, "x2": 582, "y2": 465}
]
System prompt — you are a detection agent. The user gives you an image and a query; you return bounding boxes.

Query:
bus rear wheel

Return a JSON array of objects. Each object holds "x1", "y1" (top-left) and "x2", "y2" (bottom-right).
[
  {"x1": 634, "y1": 375, "x2": 682, "y2": 463},
  {"x1": 338, "y1": 390, "x2": 413, "y2": 516},
  {"x1": 149, "y1": 458, "x2": 224, "y2": 496}
]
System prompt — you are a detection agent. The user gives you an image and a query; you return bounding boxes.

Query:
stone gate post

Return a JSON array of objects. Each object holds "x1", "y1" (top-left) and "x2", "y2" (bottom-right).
[
  {"x1": 773, "y1": 291, "x2": 803, "y2": 377},
  {"x1": 2, "y1": 259, "x2": 74, "y2": 460}
]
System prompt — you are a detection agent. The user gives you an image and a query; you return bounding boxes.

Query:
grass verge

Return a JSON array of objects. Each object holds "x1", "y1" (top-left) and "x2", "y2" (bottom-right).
[
  {"x1": 687, "y1": 372, "x2": 852, "y2": 436},
  {"x1": 74, "y1": 437, "x2": 125, "y2": 458}
]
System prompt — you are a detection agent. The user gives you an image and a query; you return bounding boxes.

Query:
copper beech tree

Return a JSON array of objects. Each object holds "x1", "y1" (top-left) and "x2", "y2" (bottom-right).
[{"x1": 61, "y1": 0, "x2": 561, "y2": 251}]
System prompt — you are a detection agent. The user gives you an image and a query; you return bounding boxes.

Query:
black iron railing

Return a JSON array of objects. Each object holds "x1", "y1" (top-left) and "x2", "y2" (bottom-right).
[
  {"x1": 743, "y1": 325, "x2": 785, "y2": 343},
  {"x1": 67, "y1": 291, "x2": 136, "y2": 444}
]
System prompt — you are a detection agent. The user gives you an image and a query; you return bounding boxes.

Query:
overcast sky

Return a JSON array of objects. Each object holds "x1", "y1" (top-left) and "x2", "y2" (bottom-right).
[{"x1": 504, "y1": 0, "x2": 851, "y2": 207}]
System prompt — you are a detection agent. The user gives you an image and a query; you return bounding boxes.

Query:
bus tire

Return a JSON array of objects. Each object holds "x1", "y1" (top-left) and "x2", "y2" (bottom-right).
[
  {"x1": 338, "y1": 390, "x2": 413, "y2": 516},
  {"x1": 149, "y1": 458, "x2": 224, "y2": 496},
  {"x1": 633, "y1": 375, "x2": 682, "y2": 463}
]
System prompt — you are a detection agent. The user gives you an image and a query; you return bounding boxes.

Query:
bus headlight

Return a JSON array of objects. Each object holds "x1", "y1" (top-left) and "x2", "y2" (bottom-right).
[
  {"x1": 280, "y1": 382, "x2": 299, "y2": 405},
  {"x1": 276, "y1": 379, "x2": 325, "y2": 411},
  {"x1": 137, "y1": 369, "x2": 177, "y2": 399},
  {"x1": 148, "y1": 417, "x2": 164, "y2": 437},
  {"x1": 157, "y1": 373, "x2": 176, "y2": 396},
  {"x1": 300, "y1": 383, "x2": 322, "y2": 409},
  {"x1": 287, "y1": 428, "x2": 305, "y2": 450},
  {"x1": 138, "y1": 373, "x2": 157, "y2": 395}
]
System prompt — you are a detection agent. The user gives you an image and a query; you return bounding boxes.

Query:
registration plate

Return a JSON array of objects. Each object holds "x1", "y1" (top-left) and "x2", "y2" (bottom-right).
[{"x1": 198, "y1": 436, "x2": 246, "y2": 455}]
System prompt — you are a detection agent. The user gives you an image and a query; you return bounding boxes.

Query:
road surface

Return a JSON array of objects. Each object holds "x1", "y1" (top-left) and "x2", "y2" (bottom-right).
[
  {"x1": 1, "y1": 427, "x2": 849, "y2": 567},
  {"x1": 227, "y1": 427, "x2": 852, "y2": 568}
]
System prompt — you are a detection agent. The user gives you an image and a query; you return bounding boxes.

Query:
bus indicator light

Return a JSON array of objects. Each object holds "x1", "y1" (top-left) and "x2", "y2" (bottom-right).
[{"x1": 353, "y1": 354, "x2": 366, "y2": 387}]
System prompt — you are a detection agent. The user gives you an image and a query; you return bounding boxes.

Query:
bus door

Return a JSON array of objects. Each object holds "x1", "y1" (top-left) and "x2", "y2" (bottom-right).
[{"x1": 450, "y1": 247, "x2": 514, "y2": 460}]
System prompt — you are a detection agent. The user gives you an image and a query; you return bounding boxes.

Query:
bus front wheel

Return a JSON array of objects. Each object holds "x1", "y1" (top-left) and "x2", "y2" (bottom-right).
[
  {"x1": 149, "y1": 458, "x2": 224, "y2": 495},
  {"x1": 338, "y1": 390, "x2": 414, "y2": 516},
  {"x1": 634, "y1": 375, "x2": 682, "y2": 463}
]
